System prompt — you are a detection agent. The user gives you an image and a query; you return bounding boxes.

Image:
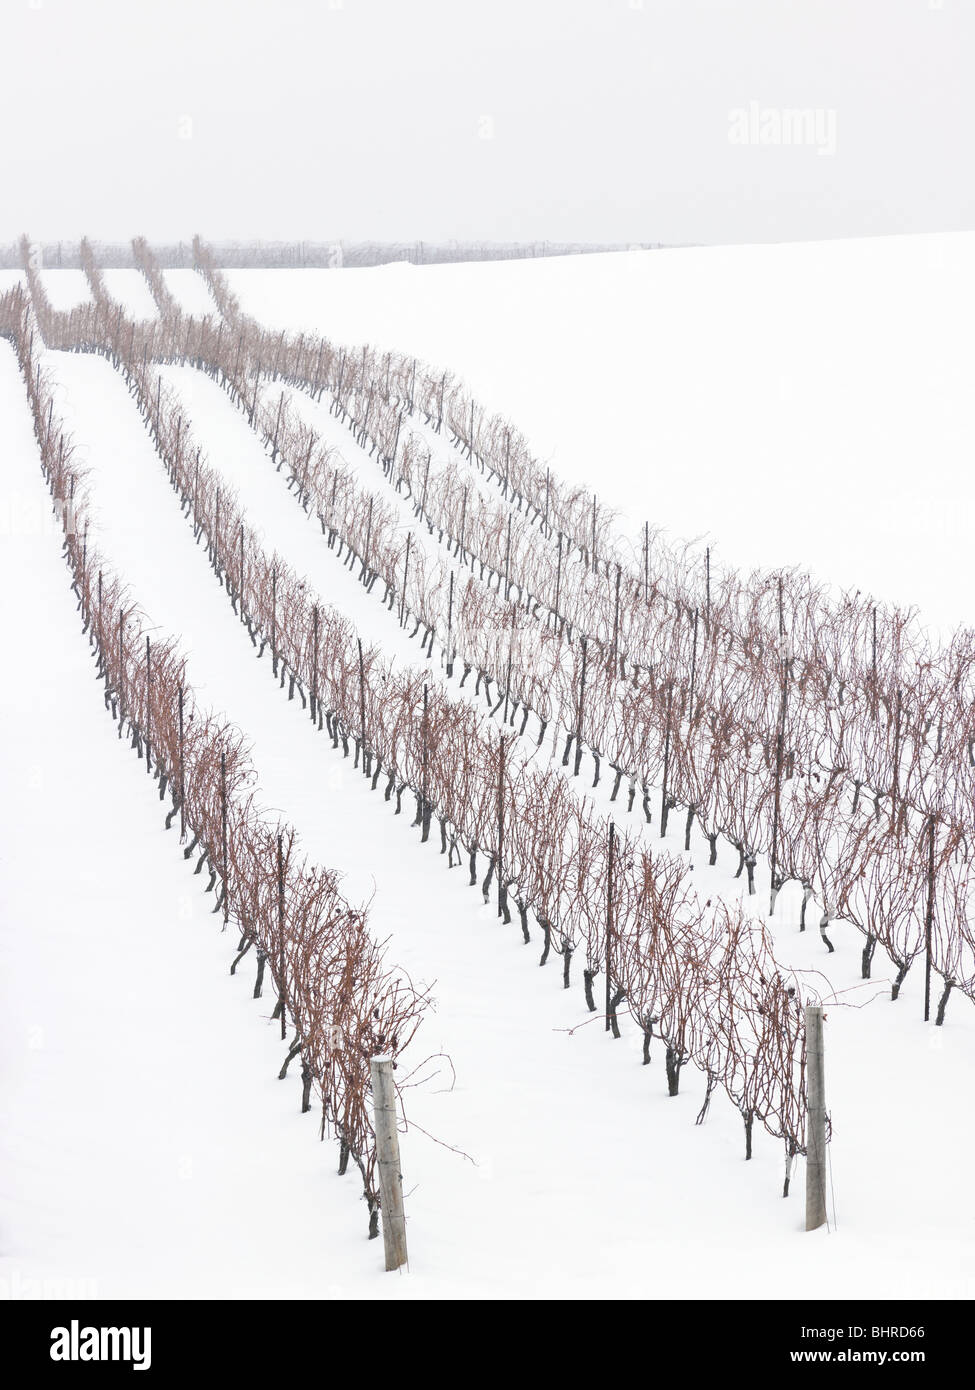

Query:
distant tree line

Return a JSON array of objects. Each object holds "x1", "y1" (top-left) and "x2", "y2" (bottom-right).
[{"x1": 0, "y1": 238, "x2": 669, "y2": 271}]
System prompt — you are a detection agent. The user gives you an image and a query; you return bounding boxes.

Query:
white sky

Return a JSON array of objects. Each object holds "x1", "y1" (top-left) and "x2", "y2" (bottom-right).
[{"x1": 0, "y1": 0, "x2": 972, "y2": 245}]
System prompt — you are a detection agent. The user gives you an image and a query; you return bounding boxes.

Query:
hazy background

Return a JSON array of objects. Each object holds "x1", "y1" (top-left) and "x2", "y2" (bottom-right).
[{"x1": 1, "y1": 0, "x2": 972, "y2": 246}]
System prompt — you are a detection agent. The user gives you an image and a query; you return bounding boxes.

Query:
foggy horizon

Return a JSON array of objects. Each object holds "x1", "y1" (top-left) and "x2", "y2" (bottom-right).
[{"x1": 1, "y1": 0, "x2": 971, "y2": 249}]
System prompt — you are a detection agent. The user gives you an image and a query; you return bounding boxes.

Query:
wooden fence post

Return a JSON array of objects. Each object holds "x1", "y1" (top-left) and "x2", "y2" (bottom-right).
[
  {"x1": 605, "y1": 819, "x2": 615, "y2": 1031},
  {"x1": 311, "y1": 604, "x2": 319, "y2": 724},
  {"x1": 805, "y1": 1005, "x2": 827, "y2": 1232},
  {"x1": 371, "y1": 1057, "x2": 408, "y2": 1271},
  {"x1": 358, "y1": 637, "x2": 368, "y2": 774},
  {"x1": 177, "y1": 680, "x2": 186, "y2": 841},
  {"x1": 924, "y1": 816, "x2": 935, "y2": 1023},
  {"x1": 220, "y1": 750, "x2": 229, "y2": 927},
  {"x1": 277, "y1": 833, "x2": 287, "y2": 1040},
  {"x1": 144, "y1": 636, "x2": 152, "y2": 772},
  {"x1": 497, "y1": 733, "x2": 506, "y2": 919}
]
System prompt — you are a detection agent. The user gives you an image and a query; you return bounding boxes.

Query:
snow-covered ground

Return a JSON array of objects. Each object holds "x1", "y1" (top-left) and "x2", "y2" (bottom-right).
[
  {"x1": 2, "y1": 235, "x2": 974, "y2": 1300},
  {"x1": 227, "y1": 232, "x2": 975, "y2": 642},
  {"x1": 162, "y1": 268, "x2": 216, "y2": 318},
  {"x1": 37, "y1": 269, "x2": 92, "y2": 313},
  {"x1": 100, "y1": 269, "x2": 158, "y2": 322}
]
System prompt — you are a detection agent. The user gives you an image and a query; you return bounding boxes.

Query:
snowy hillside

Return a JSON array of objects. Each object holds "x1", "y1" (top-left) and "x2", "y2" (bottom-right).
[
  {"x1": 228, "y1": 233, "x2": 975, "y2": 639},
  {"x1": 1, "y1": 234, "x2": 973, "y2": 1303}
]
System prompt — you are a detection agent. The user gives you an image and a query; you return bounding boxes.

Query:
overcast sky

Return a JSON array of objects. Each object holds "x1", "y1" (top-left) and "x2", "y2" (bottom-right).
[{"x1": 1, "y1": 0, "x2": 972, "y2": 246}]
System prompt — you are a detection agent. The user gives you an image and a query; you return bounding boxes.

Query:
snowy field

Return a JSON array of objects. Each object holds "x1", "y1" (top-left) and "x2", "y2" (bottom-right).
[
  {"x1": 162, "y1": 268, "x2": 216, "y2": 318},
  {"x1": 228, "y1": 232, "x2": 975, "y2": 640},
  {"x1": 37, "y1": 268, "x2": 91, "y2": 313},
  {"x1": 99, "y1": 269, "x2": 158, "y2": 322},
  {"x1": 2, "y1": 236, "x2": 974, "y2": 1301}
]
